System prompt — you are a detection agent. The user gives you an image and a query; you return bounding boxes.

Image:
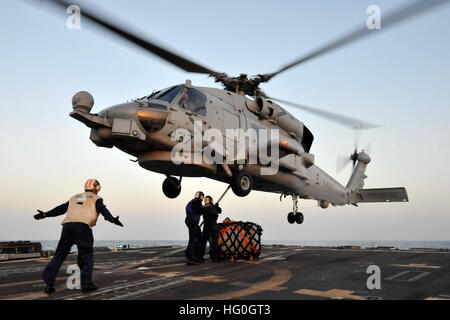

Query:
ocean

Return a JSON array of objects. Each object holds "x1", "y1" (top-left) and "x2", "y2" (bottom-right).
[{"x1": 37, "y1": 240, "x2": 450, "y2": 251}]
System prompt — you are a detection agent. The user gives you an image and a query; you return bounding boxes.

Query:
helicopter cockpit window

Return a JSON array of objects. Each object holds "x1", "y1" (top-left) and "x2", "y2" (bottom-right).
[
  {"x1": 151, "y1": 86, "x2": 183, "y2": 103},
  {"x1": 178, "y1": 88, "x2": 207, "y2": 117}
]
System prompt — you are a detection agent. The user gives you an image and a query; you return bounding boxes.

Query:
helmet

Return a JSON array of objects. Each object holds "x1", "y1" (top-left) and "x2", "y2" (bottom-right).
[
  {"x1": 84, "y1": 179, "x2": 101, "y2": 192},
  {"x1": 204, "y1": 196, "x2": 213, "y2": 205},
  {"x1": 195, "y1": 191, "x2": 204, "y2": 200}
]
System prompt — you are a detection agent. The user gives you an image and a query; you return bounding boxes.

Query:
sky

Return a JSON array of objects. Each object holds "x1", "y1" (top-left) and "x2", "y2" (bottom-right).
[{"x1": 0, "y1": 0, "x2": 449, "y2": 241}]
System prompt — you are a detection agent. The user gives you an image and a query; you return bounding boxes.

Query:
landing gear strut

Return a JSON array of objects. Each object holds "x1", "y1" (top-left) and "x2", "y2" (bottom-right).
[
  {"x1": 162, "y1": 176, "x2": 181, "y2": 199},
  {"x1": 287, "y1": 195, "x2": 304, "y2": 224}
]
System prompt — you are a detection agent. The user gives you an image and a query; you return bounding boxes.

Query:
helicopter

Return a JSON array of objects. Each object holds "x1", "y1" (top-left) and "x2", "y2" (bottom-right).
[{"x1": 36, "y1": 0, "x2": 447, "y2": 224}]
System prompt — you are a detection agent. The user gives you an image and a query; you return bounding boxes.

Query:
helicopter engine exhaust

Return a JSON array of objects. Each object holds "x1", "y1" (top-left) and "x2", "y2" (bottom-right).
[{"x1": 256, "y1": 97, "x2": 276, "y2": 118}]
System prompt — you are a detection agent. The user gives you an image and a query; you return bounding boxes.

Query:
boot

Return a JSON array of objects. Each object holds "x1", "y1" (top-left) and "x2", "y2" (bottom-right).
[
  {"x1": 81, "y1": 282, "x2": 98, "y2": 293},
  {"x1": 44, "y1": 284, "x2": 55, "y2": 294}
]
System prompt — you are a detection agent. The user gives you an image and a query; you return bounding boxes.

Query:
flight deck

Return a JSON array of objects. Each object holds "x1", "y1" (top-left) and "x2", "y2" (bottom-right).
[{"x1": 0, "y1": 245, "x2": 449, "y2": 300}]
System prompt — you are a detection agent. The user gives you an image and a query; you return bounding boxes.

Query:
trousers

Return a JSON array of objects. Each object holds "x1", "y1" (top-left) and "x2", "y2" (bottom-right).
[{"x1": 43, "y1": 222, "x2": 94, "y2": 286}]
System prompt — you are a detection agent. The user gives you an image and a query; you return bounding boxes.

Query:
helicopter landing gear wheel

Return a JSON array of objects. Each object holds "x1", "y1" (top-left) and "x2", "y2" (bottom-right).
[
  {"x1": 287, "y1": 194, "x2": 304, "y2": 224},
  {"x1": 287, "y1": 212, "x2": 295, "y2": 224},
  {"x1": 162, "y1": 176, "x2": 181, "y2": 199},
  {"x1": 287, "y1": 212, "x2": 304, "y2": 224},
  {"x1": 295, "y1": 212, "x2": 304, "y2": 224},
  {"x1": 231, "y1": 171, "x2": 253, "y2": 197}
]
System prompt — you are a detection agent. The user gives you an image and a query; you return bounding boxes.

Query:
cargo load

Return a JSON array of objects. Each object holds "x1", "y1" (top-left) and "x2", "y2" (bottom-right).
[{"x1": 217, "y1": 218, "x2": 263, "y2": 261}]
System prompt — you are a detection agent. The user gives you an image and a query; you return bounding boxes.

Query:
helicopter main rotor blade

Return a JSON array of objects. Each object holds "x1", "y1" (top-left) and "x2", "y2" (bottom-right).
[
  {"x1": 266, "y1": 0, "x2": 449, "y2": 80},
  {"x1": 336, "y1": 155, "x2": 351, "y2": 174},
  {"x1": 42, "y1": 0, "x2": 220, "y2": 75},
  {"x1": 266, "y1": 96, "x2": 379, "y2": 130}
]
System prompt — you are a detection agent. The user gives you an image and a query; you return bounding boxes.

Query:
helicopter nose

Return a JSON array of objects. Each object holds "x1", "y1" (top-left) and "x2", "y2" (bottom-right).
[
  {"x1": 98, "y1": 102, "x2": 139, "y2": 119},
  {"x1": 98, "y1": 101, "x2": 168, "y2": 133}
]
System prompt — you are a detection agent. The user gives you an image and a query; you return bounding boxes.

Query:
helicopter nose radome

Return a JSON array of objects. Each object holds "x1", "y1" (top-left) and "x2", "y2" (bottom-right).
[
  {"x1": 98, "y1": 102, "x2": 139, "y2": 119},
  {"x1": 97, "y1": 102, "x2": 168, "y2": 133},
  {"x1": 72, "y1": 91, "x2": 94, "y2": 113}
]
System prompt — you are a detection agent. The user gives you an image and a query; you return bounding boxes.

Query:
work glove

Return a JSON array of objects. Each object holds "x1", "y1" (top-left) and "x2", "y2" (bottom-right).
[
  {"x1": 34, "y1": 210, "x2": 46, "y2": 220},
  {"x1": 112, "y1": 216, "x2": 123, "y2": 227}
]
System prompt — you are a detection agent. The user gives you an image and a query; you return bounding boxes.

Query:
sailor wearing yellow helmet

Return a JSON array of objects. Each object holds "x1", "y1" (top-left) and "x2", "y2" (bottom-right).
[{"x1": 34, "y1": 179, "x2": 123, "y2": 294}]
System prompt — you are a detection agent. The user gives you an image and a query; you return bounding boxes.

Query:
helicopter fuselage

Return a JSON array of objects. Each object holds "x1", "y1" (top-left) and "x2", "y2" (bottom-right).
[{"x1": 71, "y1": 82, "x2": 352, "y2": 208}]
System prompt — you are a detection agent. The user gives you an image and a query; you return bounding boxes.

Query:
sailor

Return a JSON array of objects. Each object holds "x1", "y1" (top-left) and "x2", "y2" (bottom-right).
[
  {"x1": 185, "y1": 191, "x2": 204, "y2": 265},
  {"x1": 34, "y1": 179, "x2": 123, "y2": 294},
  {"x1": 200, "y1": 196, "x2": 222, "y2": 262}
]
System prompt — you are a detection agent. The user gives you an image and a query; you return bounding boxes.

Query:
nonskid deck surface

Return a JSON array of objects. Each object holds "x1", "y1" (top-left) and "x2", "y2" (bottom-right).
[{"x1": 0, "y1": 246, "x2": 449, "y2": 300}]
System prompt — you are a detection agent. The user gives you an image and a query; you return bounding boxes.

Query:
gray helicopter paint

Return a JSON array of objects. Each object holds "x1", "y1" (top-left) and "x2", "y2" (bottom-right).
[{"x1": 71, "y1": 83, "x2": 408, "y2": 209}]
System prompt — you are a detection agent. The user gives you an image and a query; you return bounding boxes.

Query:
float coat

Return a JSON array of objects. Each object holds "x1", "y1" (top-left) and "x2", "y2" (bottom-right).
[{"x1": 62, "y1": 192, "x2": 101, "y2": 228}]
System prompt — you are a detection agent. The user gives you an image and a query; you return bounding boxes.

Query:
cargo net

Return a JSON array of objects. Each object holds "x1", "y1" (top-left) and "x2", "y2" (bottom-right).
[{"x1": 217, "y1": 218, "x2": 263, "y2": 261}]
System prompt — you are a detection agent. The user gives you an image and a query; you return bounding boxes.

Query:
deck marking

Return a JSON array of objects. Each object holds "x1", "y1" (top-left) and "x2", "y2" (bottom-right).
[
  {"x1": 193, "y1": 266, "x2": 292, "y2": 300},
  {"x1": 147, "y1": 263, "x2": 186, "y2": 269},
  {"x1": 268, "y1": 286, "x2": 288, "y2": 292},
  {"x1": 293, "y1": 288, "x2": 366, "y2": 300},
  {"x1": 261, "y1": 256, "x2": 286, "y2": 261},
  {"x1": 117, "y1": 258, "x2": 154, "y2": 270},
  {"x1": 94, "y1": 265, "x2": 115, "y2": 270},
  {"x1": 144, "y1": 271, "x2": 183, "y2": 277},
  {"x1": 184, "y1": 275, "x2": 225, "y2": 283},
  {"x1": 107, "y1": 278, "x2": 188, "y2": 300},
  {"x1": 424, "y1": 296, "x2": 450, "y2": 300},
  {"x1": 407, "y1": 272, "x2": 430, "y2": 282},
  {"x1": 60, "y1": 276, "x2": 172, "y2": 300},
  {"x1": 385, "y1": 270, "x2": 431, "y2": 282},
  {"x1": 229, "y1": 281, "x2": 250, "y2": 287},
  {"x1": 4, "y1": 284, "x2": 67, "y2": 300},
  {"x1": 391, "y1": 263, "x2": 440, "y2": 269},
  {"x1": 385, "y1": 270, "x2": 410, "y2": 280},
  {"x1": 0, "y1": 277, "x2": 65, "y2": 289},
  {"x1": 0, "y1": 257, "x2": 49, "y2": 264}
]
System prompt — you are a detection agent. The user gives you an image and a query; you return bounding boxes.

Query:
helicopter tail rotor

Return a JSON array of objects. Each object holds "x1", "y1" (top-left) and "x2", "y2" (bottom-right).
[{"x1": 336, "y1": 131, "x2": 372, "y2": 175}]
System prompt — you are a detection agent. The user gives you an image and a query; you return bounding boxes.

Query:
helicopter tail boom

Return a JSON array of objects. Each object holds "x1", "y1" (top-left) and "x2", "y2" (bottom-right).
[{"x1": 346, "y1": 151, "x2": 371, "y2": 191}]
